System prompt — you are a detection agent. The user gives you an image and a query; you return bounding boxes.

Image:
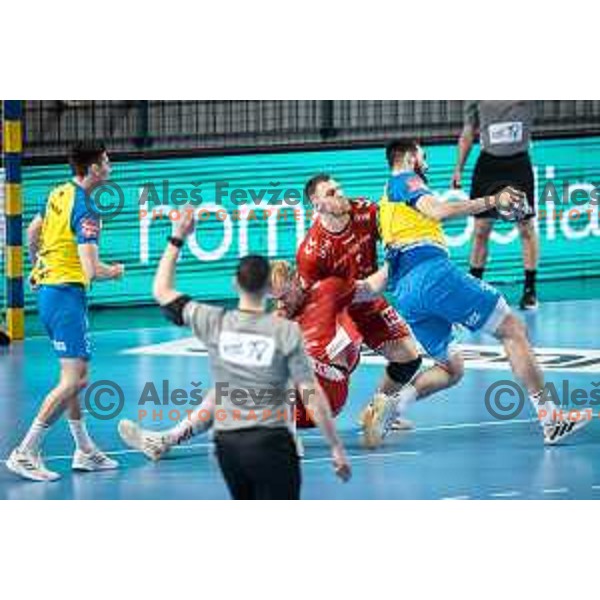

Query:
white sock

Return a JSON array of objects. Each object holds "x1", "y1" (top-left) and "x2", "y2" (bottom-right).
[
  {"x1": 20, "y1": 419, "x2": 49, "y2": 453},
  {"x1": 68, "y1": 419, "x2": 95, "y2": 453},
  {"x1": 529, "y1": 391, "x2": 558, "y2": 425},
  {"x1": 393, "y1": 384, "x2": 418, "y2": 417},
  {"x1": 165, "y1": 411, "x2": 212, "y2": 446}
]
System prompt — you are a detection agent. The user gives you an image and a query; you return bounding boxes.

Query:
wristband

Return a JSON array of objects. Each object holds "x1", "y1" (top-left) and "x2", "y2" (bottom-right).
[{"x1": 168, "y1": 236, "x2": 184, "y2": 249}]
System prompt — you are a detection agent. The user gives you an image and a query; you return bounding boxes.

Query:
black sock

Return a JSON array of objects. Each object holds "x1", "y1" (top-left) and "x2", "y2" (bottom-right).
[
  {"x1": 525, "y1": 269, "x2": 537, "y2": 292},
  {"x1": 470, "y1": 267, "x2": 485, "y2": 280}
]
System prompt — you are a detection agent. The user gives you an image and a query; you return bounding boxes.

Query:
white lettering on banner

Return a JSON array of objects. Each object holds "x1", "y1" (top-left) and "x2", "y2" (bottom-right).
[
  {"x1": 218, "y1": 331, "x2": 275, "y2": 367},
  {"x1": 187, "y1": 211, "x2": 234, "y2": 261},
  {"x1": 136, "y1": 170, "x2": 599, "y2": 265},
  {"x1": 139, "y1": 201, "x2": 309, "y2": 263}
]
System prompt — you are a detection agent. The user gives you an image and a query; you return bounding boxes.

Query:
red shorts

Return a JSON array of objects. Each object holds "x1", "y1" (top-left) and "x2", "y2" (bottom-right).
[
  {"x1": 295, "y1": 369, "x2": 350, "y2": 429},
  {"x1": 347, "y1": 297, "x2": 411, "y2": 351}
]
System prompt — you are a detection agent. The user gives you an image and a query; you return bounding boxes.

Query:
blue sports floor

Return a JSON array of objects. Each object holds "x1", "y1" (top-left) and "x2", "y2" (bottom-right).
[{"x1": 1, "y1": 298, "x2": 600, "y2": 500}]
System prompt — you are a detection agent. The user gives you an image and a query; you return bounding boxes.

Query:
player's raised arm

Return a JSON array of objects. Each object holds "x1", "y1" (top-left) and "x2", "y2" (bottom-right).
[
  {"x1": 152, "y1": 209, "x2": 223, "y2": 339},
  {"x1": 153, "y1": 209, "x2": 195, "y2": 306}
]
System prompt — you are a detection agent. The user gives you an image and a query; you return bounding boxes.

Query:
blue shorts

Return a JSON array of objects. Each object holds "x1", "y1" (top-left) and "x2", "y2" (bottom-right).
[
  {"x1": 38, "y1": 285, "x2": 91, "y2": 360},
  {"x1": 390, "y1": 256, "x2": 507, "y2": 362}
]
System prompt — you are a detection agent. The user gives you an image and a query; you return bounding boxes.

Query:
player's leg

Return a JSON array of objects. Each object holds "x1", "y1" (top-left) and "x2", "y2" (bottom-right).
[
  {"x1": 8, "y1": 287, "x2": 97, "y2": 481},
  {"x1": 509, "y1": 152, "x2": 539, "y2": 310},
  {"x1": 492, "y1": 312, "x2": 586, "y2": 443},
  {"x1": 349, "y1": 299, "x2": 422, "y2": 404},
  {"x1": 362, "y1": 316, "x2": 465, "y2": 448},
  {"x1": 59, "y1": 289, "x2": 117, "y2": 471},
  {"x1": 468, "y1": 151, "x2": 498, "y2": 280},
  {"x1": 118, "y1": 389, "x2": 216, "y2": 460},
  {"x1": 443, "y1": 260, "x2": 587, "y2": 444},
  {"x1": 518, "y1": 218, "x2": 539, "y2": 310},
  {"x1": 7, "y1": 358, "x2": 85, "y2": 481},
  {"x1": 469, "y1": 217, "x2": 494, "y2": 279}
]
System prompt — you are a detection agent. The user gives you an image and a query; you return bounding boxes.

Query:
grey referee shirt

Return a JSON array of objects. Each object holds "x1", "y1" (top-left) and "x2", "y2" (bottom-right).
[
  {"x1": 465, "y1": 101, "x2": 535, "y2": 157},
  {"x1": 183, "y1": 302, "x2": 314, "y2": 433}
]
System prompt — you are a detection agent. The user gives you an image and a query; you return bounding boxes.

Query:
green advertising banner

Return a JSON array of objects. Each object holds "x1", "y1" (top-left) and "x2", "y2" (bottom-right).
[{"x1": 19, "y1": 136, "x2": 600, "y2": 309}]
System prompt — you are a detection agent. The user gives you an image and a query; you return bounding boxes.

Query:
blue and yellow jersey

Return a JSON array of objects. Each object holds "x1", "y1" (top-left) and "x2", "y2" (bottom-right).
[
  {"x1": 31, "y1": 182, "x2": 100, "y2": 287},
  {"x1": 379, "y1": 171, "x2": 448, "y2": 277}
]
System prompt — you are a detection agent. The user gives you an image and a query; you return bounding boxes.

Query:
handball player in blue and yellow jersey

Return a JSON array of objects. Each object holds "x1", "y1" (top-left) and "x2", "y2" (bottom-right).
[
  {"x1": 7, "y1": 142, "x2": 124, "y2": 482},
  {"x1": 360, "y1": 140, "x2": 589, "y2": 447}
]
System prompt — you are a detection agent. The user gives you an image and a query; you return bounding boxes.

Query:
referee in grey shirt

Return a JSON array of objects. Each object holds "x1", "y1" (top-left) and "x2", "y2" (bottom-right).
[
  {"x1": 152, "y1": 210, "x2": 351, "y2": 500},
  {"x1": 452, "y1": 101, "x2": 539, "y2": 310}
]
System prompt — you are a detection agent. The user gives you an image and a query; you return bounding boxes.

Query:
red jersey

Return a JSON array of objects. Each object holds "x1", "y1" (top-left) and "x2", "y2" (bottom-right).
[
  {"x1": 293, "y1": 277, "x2": 361, "y2": 429},
  {"x1": 295, "y1": 277, "x2": 362, "y2": 372},
  {"x1": 296, "y1": 199, "x2": 380, "y2": 289}
]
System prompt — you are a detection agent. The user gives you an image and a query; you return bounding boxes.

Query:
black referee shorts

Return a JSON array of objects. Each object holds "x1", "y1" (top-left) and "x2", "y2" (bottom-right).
[
  {"x1": 215, "y1": 427, "x2": 301, "y2": 500},
  {"x1": 471, "y1": 151, "x2": 536, "y2": 221}
]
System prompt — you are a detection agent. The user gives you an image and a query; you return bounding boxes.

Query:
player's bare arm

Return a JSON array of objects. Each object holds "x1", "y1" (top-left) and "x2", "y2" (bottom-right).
[
  {"x1": 153, "y1": 210, "x2": 195, "y2": 306},
  {"x1": 78, "y1": 244, "x2": 124, "y2": 282},
  {"x1": 414, "y1": 186, "x2": 525, "y2": 222},
  {"x1": 356, "y1": 263, "x2": 389, "y2": 298},
  {"x1": 296, "y1": 380, "x2": 351, "y2": 481},
  {"x1": 452, "y1": 123, "x2": 477, "y2": 189},
  {"x1": 27, "y1": 214, "x2": 44, "y2": 265}
]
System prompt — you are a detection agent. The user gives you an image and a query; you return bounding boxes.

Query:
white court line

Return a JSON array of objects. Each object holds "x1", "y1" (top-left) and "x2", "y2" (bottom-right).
[
  {"x1": 299, "y1": 417, "x2": 537, "y2": 441},
  {"x1": 489, "y1": 491, "x2": 522, "y2": 498},
  {"x1": 542, "y1": 488, "x2": 569, "y2": 495},
  {"x1": 415, "y1": 418, "x2": 536, "y2": 433},
  {"x1": 303, "y1": 450, "x2": 420, "y2": 465},
  {"x1": 0, "y1": 444, "x2": 420, "y2": 466},
  {"x1": 0, "y1": 417, "x2": 536, "y2": 464},
  {"x1": 440, "y1": 496, "x2": 471, "y2": 500}
]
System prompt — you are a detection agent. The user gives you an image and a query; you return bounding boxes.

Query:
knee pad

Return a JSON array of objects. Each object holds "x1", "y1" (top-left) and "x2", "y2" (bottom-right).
[{"x1": 386, "y1": 357, "x2": 423, "y2": 385}]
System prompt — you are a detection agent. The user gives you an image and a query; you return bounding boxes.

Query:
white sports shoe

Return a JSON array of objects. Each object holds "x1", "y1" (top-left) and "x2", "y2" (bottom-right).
[
  {"x1": 72, "y1": 448, "x2": 119, "y2": 471},
  {"x1": 543, "y1": 416, "x2": 590, "y2": 446},
  {"x1": 118, "y1": 420, "x2": 170, "y2": 461},
  {"x1": 6, "y1": 448, "x2": 60, "y2": 482},
  {"x1": 362, "y1": 393, "x2": 398, "y2": 449},
  {"x1": 360, "y1": 401, "x2": 415, "y2": 433}
]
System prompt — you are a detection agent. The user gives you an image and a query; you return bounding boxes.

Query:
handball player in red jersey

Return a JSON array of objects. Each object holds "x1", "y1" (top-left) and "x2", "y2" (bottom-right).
[{"x1": 298, "y1": 175, "x2": 430, "y2": 443}]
